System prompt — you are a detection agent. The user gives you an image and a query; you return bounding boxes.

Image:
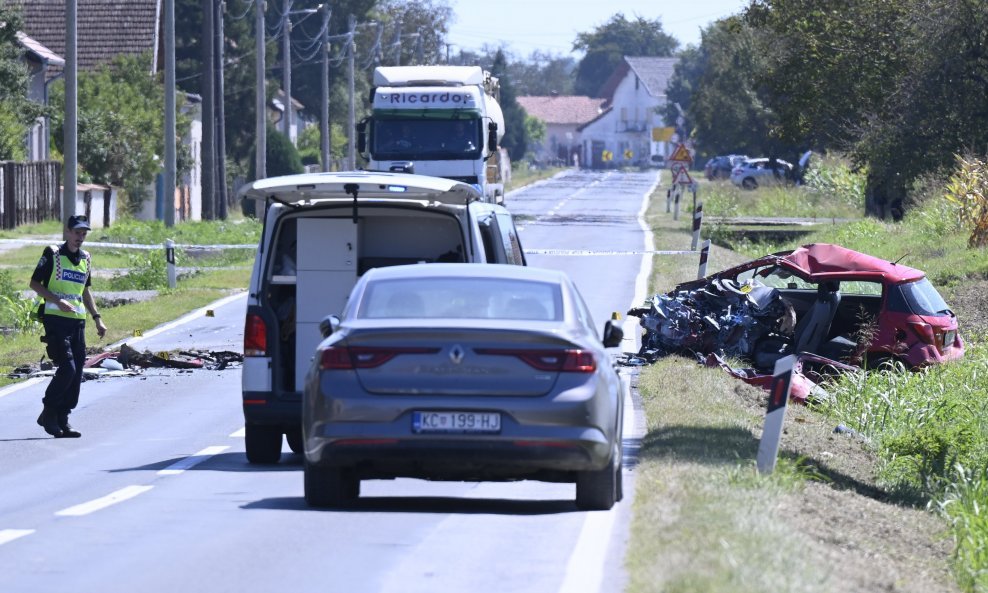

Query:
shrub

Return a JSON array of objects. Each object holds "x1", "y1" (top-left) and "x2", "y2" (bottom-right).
[{"x1": 944, "y1": 153, "x2": 988, "y2": 247}]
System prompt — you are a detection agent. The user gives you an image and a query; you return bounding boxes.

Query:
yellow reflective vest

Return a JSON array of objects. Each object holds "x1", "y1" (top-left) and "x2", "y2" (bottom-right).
[{"x1": 45, "y1": 245, "x2": 90, "y2": 321}]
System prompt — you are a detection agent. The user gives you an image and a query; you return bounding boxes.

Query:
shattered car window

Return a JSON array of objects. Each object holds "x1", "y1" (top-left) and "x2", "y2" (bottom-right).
[
  {"x1": 838, "y1": 281, "x2": 882, "y2": 296},
  {"x1": 886, "y1": 278, "x2": 951, "y2": 316},
  {"x1": 757, "y1": 267, "x2": 814, "y2": 290}
]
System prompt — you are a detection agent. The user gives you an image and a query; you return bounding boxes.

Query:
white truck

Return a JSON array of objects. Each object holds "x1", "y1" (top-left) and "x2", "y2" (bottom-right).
[{"x1": 357, "y1": 65, "x2": 507, "y2": 204}]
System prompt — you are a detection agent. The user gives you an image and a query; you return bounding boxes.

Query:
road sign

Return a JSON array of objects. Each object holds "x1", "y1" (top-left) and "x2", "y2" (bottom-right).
[
  {"x1": 623, "y1": 149, "x2": 633, "y2": 160},
  {"x1": 652, "y1": 127, "x2": 676, "y2": 142},
  {"x1": 669, "y1": 143, "x2": 693, "y2": 164},
  {"x1": 673, "y1": 166, "x2": 693, "y2": 185}
]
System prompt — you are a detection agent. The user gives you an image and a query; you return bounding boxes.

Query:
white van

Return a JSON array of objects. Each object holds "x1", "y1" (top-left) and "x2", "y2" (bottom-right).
[{"x1": 237, "y1": 171, "x2": 527, "y2": 463}]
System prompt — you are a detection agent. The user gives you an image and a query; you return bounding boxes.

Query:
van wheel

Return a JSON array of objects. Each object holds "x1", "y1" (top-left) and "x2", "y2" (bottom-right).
[
  {"x1": 286, "y1": 427, "x2": 303, "y2": 454},
  {"x1": 304, "y1": 461, "x2": 360, "y2": 507},
  {"x1": 245, "y1": 423, "x2": 282, "y2": 464},
  {"x1": 576, "y1": 452, "x2": 619, "y2": 511}
]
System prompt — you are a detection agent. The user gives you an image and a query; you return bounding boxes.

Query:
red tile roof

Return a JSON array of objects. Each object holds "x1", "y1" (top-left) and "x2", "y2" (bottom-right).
[
  {"x1": 14, "y1": 0, "x2": 160, "y2": 73},
  {"x1": 516, "y1": 96, "x2": 607, "y2": 125}
]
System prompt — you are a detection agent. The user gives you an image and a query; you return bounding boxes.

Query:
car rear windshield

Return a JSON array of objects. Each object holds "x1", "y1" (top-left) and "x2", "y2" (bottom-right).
[
  {"x1": 886, "y1": 278, "x2": 951, "y2": 316},
  {"x1": 358, "y1": 277, "x2": 563, "y2": 321}
]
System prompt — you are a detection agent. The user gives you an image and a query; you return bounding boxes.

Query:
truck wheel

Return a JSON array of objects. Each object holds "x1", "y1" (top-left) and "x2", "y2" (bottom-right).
[
  {"x1": 575, "y1": 451, "x2": 619, "y2": 511},
  {"x1": 286, "y1": 427, "x2": 303, "y2": 454},
  {"x1": 245, "y1": 423, "x2": 282, "y2": 464},
  {"x1": 304, "y1": 461, "x2": 360, "y2": 507}
]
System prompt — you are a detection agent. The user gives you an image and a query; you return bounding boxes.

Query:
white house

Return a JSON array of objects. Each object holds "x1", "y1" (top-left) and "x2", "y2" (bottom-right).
[
  {"x1": 17, "y1": 31, "x2": 63, "y2": 162},
  {"x1": 516, "y1": 95, "x2": 607, "y2": 167},
  {"x1": 577, "y1": 56, "x2": 679, "y2": 169}
]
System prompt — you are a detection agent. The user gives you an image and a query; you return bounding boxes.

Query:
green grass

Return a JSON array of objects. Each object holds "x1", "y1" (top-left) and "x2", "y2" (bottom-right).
[{"x1": 635, "y1": 179, "x2": 988, "y2": 592}]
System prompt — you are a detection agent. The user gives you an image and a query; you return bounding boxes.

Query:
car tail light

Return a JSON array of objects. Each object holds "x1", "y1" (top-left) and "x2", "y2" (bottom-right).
[
  {"x1": 907, "y1": 321, "x2": 936, "y2": 345},
  {"x1": 244, "y1": 314, "x2": 267, "y2": 356},
  {"x1": 474, "y1": 348, "x2": 597, "y2": 373},
  {"x1": 320, "y1": 346, "x2": 439, "y2": 370}
]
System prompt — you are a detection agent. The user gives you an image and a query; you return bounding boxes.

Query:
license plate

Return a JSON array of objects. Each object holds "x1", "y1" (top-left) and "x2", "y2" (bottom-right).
[
  {"x1": 412, "y1": 411, "x2": 501, "y2": 434},
  {"x1": 943, "y1": 330, "x2": 956, "y2": 348}
]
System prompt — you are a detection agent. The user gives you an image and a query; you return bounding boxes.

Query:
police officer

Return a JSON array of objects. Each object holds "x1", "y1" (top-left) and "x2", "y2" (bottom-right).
[{"x1": 29, "y1": 215, "x2": 108, "y2": 438}]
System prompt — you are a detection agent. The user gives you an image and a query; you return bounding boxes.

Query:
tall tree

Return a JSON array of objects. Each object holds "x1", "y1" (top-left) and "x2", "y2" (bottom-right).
[
  {"x1": 490, "y1": 49, "x2": 528, "y2": 161},
  {"x1": 573, "y1": 14, "x2": 678, "y2": 97}
]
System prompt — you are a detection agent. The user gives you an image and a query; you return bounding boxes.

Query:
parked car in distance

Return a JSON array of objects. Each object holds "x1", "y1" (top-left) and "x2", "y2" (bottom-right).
[
  {"x1": 730, "y1": 157, "x2": 794, "y2": 189},
  {"x1": 704, "y1": 154, "x2": 747, "y2": 180},
  {"x1": 302, "y1": 263, "x2": 626, "y2": 510},
  {"x1": 238, "y1": 171, "x2": 527, "y2": 465}
]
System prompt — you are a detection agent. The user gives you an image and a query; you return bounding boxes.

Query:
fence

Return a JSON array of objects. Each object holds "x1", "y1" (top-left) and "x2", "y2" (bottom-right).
[{"x1": 0, "y1": 161, "x2": 61, "y2": 229}]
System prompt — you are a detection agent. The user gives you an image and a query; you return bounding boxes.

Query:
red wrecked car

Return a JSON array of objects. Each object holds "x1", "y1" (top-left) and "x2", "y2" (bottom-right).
[{"x1": 629, "y1": 243, "x2": 964, "y2": 400}]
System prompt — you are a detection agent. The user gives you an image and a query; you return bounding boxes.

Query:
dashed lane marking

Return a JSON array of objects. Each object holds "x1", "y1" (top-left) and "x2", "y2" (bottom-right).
[
  {"x1": 54, "y1": 485, "x2": 153, "y2": 517},
  {"x1": 157, "y1": 445, "x2": 230, "y2": 475},
  {"x1": 230, "y1": 427, "x2": 246, "y2": 438},
  {"x1": 0, "y1": 529, "x2": 34, "y2": 546}
]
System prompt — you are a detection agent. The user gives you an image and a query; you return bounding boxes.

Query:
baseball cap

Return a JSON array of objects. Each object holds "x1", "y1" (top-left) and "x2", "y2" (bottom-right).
[{"x1": 68, "y1": 215, "x2": 91, "y2": 230}]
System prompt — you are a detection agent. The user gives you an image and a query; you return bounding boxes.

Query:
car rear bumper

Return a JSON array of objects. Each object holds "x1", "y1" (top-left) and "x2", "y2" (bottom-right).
[
  {"x1": 305, "y1": 423, "x2": 614, "y2": 480},
  {"x1": 242, "y1": 391, "x2": 302, "y2": 426}
]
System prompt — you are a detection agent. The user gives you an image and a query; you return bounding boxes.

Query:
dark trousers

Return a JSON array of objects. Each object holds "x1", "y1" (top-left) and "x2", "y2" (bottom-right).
[{"x1": 42, "y1": 315, "x2": 87, "y2": 415}]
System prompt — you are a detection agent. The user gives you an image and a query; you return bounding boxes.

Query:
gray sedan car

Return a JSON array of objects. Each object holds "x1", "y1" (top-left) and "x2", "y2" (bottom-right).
[{"x1": 302, "y1": 263, "x2": 625, "y2": 510}]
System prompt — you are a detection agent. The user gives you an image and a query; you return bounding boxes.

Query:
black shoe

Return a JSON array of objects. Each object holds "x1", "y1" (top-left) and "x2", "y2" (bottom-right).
[
  {"x1": 37, "y1": 409, "x2": 64, "y2": 438},
  {"x1": 57, "y1": 414, "x2": 81, "y2": 438}
]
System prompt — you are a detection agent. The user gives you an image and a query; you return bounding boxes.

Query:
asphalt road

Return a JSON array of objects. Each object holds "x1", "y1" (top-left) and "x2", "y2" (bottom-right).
[{"x1": 0, "y1": 169, "x2": 659, "y2": 593}]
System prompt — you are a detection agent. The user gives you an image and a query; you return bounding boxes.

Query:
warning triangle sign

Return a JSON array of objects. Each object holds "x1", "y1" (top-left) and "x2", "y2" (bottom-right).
[
  {"x1": 674, "y1": 167, "x2": 693, "y2": 185},
  {"x1": 669, "y1": 143, "x2": 693, "y2": 164}
]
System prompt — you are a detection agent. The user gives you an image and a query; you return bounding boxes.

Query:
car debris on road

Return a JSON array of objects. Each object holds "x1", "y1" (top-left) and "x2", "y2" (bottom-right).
[{"x1": 9, "y1": 345, "x2": 243, "y2": 380}]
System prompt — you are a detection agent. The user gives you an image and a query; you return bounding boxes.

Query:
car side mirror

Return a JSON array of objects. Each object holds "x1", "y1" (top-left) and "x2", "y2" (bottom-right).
[
  {"x1": 487, "y1": 122, "x2": 498, "y2": 153},
  {"x1": 602, "y1": 319, "x2": 624, "y2": 348},
  {"x1": 319, "y1": 314, "x2": 341, "y2": 338}
]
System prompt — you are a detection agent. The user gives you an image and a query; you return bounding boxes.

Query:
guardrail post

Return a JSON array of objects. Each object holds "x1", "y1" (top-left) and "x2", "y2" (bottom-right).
[
  {"x1": 697, "y1": 239, "x2": 710, "y2": 279},
  {"x1": 165, "y1": 239, "x2": 176, "y2": 288},
  {"x1": 691, "y1": 199, "x2": 703, "y2": 251}
]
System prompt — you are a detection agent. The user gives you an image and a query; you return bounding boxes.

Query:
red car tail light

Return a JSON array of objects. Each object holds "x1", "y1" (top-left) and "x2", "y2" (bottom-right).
[
  {"x1": 907, "y1": 321, "x2": 936, "y2": 345},
  {"x1": 475, "y1": 348, "x2": 597, "y2": 373},
  {"x1": 244, "y1": 314, "x2": 267, "y2": 356},
  {"x1": 320, "y1": 346, "x2": 439, "y2": 370}
]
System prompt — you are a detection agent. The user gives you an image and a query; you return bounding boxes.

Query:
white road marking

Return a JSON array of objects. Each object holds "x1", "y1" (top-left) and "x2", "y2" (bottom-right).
[
  {"x1": 0, "y1": 529, "x2": 34, "y2": 546},
  {"x1": 558, "y1": 172, "x2": 658, "y2": 593},
  {"x1": 230, "y1": 427, "x2": 246, "y2": 438},
  {"x1": 107, "y1": 291, "x2": 246, "y2": 349},
  {"x1": 54, "y1": 485, "x2": 153, "y2": 517},
  {"x1": 0, "y1": 377, "x2": 45, "y2": 399},
  {"x1": 157, "y1": 445, "x2": 230, "y2": 475}
]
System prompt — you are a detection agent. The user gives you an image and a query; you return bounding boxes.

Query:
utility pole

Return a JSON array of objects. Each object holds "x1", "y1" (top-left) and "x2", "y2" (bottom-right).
[
  {"x1": 254, "y1": 0, "x2": 266, "y2": 180},
  {"x1": 347, "y1": 14, "x2": 356, "y2": 170},
  {"x1": 201, "y1": 0, "x2": 216, "y2": 220},
  {"x1": 281, "y1": 0, "x2": 291, "y2": 139},
  {"x1": 216, "y1": 0, "x2": 228, "y2": 219},
  {"x1": 392, "y1": 21, "x2": 402, "y2": 66},
  {"x1": 320, "y1": 5, "x2": 331, "y2": 171},
  {"x1": 63, "y1": 0, "x2": 78, "y2": 224},
  {"x1": 163, "y1": 0, "x2": 176, "y2": 226}
]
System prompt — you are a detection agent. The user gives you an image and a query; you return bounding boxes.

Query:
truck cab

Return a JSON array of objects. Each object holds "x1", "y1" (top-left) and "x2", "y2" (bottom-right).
[
  {"x1": 358, "y1": 66, "x2": 506, "y2": 204},
  {"x1": 238, "y1": 171, "x2": 526, "y2": 463}
]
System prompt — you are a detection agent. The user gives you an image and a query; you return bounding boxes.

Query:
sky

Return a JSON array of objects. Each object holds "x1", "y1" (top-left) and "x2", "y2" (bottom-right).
[{"x1": 445, "y1": 0, "x2": 750, "y2": 59}]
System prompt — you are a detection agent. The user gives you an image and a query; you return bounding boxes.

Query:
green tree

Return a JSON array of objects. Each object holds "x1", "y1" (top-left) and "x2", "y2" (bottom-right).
[
  {"x1": 490, "y1": 49, "x2": 528, "y2": 161},
  {"x1": 249, "y1": 123, "x2": 303, "y2": 179},
  {"x1": 524, "y1": 114, "x2": 546, "y2": 150},
  {"x1": 509, "y1": 51, "x2": 576, "y2": 96},
  {"x1": 672, "y1": 17, "x2": 788, "y2": 159},
  {"x1": 573, "y1": 14, "x2": 678, "y2": 97},
  {"x1": 297, "y1": 121, "x2": 347, "y2": 166},
  {"x1": 49, "y1": 53, "x2": 190, "y2": 205},
  {"x1": 0, "y1": 3, "x2": 46, "y2": 160}
]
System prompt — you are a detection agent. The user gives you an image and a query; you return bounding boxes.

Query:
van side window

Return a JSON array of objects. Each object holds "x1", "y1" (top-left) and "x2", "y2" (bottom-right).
[
  {"x1": 495, "y1": 212, "x2": 525, "y2": 265},
  {"x1": 271, "y1": 218, "x2": 298, "y2": 276},
  {"x1": 477, "y1": 215, "x2": 502, "y2": 263}
]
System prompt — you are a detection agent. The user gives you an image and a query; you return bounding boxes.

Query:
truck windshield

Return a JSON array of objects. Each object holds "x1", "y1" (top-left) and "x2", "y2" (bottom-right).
[{"x1": 373, "y1": 118, "x2": 482, "y2": 160}]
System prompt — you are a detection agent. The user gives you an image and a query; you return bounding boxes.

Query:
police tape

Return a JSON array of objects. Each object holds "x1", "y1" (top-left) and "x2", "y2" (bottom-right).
[
  {"x1": 524, "y1": 248, "x2": 699, "y2": 256},
  {"x1": 0, "y1": 239, "x2": 255, "y2": 251}
]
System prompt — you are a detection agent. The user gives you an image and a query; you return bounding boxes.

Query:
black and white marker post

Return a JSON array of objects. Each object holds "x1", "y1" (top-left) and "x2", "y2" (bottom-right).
[
  {"x1": 165, "y1": 239, "x2": 176, "y2": 289},
  {"x1": 697, "y1": 239, "x2": 711, "y2": 279},
  {"x1": 756, "y1": 354, "x2": 796, "y2": 474},
  {"x1": 691, "y1": 199, "x2": 703, "y2": 251}
]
